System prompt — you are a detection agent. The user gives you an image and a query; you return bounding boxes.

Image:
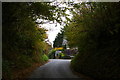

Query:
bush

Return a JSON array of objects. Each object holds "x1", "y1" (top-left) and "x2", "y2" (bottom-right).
[
  {"x1": 67, "y1": 2, "x2": 120, "y2": 79},
  {"x1": 16, "y1": 54, "x2": 33, "y2": 69},
  {"x1": 2, "y1": 60, "x2": 12, "y2": 79},
  {"x1": 42, "y1": 54, "x2": 49, "y2": 61},
  {"x1": 71, "y1": 47, "x2": 120, "y2": 79},
  {"x1": 48, "y1": 49, "x2": 56, "y2": 59},
  {"x1": 59, "y1": 53, "x2": 64, "y2": 57}
]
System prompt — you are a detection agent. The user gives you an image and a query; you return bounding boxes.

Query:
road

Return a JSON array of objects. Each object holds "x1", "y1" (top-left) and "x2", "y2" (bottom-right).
[{"x1": 28, "y1": 59, "x2": 82, "y2": 79}]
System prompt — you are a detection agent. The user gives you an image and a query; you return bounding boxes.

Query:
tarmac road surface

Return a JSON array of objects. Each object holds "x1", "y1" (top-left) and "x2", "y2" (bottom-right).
[{"x1": 28, "y1": 59, "x2": 82, "y2": 79}]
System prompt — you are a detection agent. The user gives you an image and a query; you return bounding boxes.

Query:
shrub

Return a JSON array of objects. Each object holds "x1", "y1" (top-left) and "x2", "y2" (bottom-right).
[
  {"x1": 2, "y1": 60, "x2": 12, "y2": 79},
  {"x1": 48, "y1": 49, "x2": 56, "y2": 59},
  {"x1": 16, "y1": 54, "x2": 33, "y2": 69},
  {"x1": 42, "y1": 54, "x2": 49, "y2": 61}
]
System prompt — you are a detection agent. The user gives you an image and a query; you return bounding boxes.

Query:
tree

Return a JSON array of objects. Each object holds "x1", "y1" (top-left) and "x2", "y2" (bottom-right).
[
  {"x1": 53, "y1": 31, "x2": 64, "y2": 48},
  {"x1": 65, "y1": 2, "x2": 120, "y2": 79},
  {"x1": 2, "y1": 2, "x2": 67, "y2": 79}
]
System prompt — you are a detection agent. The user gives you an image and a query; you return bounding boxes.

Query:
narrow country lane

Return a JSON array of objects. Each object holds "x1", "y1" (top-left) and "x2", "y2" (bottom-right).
[{"x1": 28, "y1": 59, "x2": 82, "y2": 79}]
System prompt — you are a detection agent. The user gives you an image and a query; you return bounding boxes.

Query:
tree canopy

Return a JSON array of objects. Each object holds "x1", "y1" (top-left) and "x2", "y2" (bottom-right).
[
  {"x1": 65, "y1": 2, "x2": 120, "y2": 79},
  {"x1": 2, "y1": 2, "x2": 68, "y2": 79}
]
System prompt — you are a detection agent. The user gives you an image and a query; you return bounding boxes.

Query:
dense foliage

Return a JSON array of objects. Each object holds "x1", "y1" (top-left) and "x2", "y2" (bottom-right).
[
  {"x1": 65, "y1": 2, "x2": 120, "y2": 79},
  {"x1": 2, "y1": 2, "x2": 59, "y2": 79},
  {"x1": 3, "y1": 2, "x2": 120, "y2": 79},
  {"x1": 48, "y1": 49, "x2": 56, "y2": 59}
]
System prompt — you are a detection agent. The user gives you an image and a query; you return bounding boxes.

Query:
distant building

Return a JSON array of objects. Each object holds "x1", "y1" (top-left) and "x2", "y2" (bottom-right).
[
  {"x1": 62, "y1": 37, "x2": 79, "y2": 56},
  {"x1": 62, "y1": 38, "x2": 69, "y2": 49},
  {"x1": 64, "y1": 48, "x2": 78, "y2": 56}
]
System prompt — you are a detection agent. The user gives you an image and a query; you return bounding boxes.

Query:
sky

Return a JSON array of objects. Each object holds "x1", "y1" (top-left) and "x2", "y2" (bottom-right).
[{"x1": 40, "y1": 22, "x2": 63, "y2": 46}]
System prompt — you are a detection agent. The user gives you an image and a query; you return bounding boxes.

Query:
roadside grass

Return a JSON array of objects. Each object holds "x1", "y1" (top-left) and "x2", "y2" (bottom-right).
[
  {"x1": 2, "y1": 53, "x2": 49, "y2": 80},
  {"x1": 48, "y1": 49, "x2": 56, "y2": 59}
]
